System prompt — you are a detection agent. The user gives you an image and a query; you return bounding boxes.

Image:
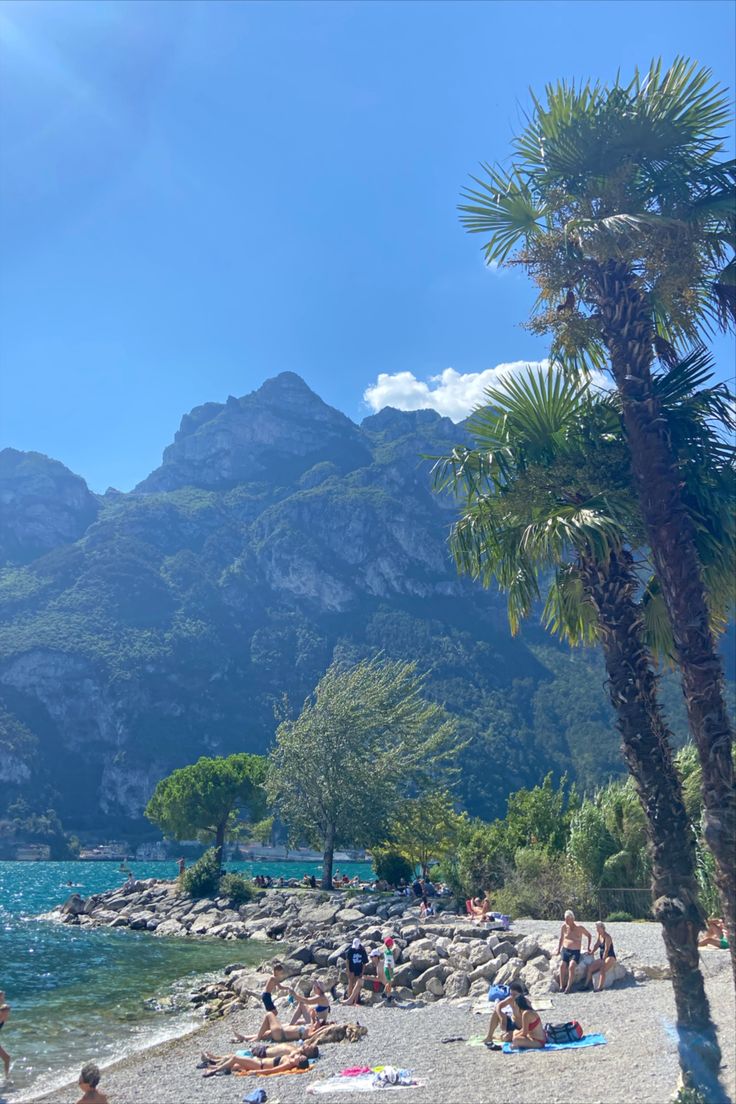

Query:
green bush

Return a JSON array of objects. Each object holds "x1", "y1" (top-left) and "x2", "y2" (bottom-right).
[
  {"x1": 605, "y1": 910, "x2": 634, "y2": 922},
  {"x1": 179, "y1": 847, "x2": 221, "y2": 898},
  {"x1": 492, "y1": 846, "x2": 595, "y2": 920},
  {"x1": 218, "y1": 872, "x2": 257, "y2": 905},
  {"x1": 372, "y1": 848, "x2": 413, "y2": 887}
]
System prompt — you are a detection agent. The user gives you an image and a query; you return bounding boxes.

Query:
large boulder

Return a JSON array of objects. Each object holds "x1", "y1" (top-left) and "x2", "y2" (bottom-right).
[
  {"x1": 299, "y1": 903, "x2": 339, "y2": 926},
  {"x1": 426, "y1": 976, "x2": 445, "y2": 998},
  {"x1": 494, "y1": 957, "x2": 524, "y2": 987},
  {"x1": 60, "y1": 893, "x2": 86, "y2": 917},
  {"x1": 467, "y1": 942, "x2": 494, "y2": 968},
  {"x1": 468, "y1": 959, "x2": 500, "y2": 984},
  {"x1": 336, "y1": 908, "x2": 364, "y2": 924},
  {"x1": 393, "y1": 962, "x2": 417, "y2": 989},
  {"x1": 515, "y1": 935, "x2": 543, "y2": 963},
  {"x1": 443, "y1": 971, "x2": 471, "y2": 999},
  {"x1": 407, "y1": 938, "x2": 440, "y2": 973},
  {"x1": 411, "y1": 963, "x2": 451, "y2": 995}
]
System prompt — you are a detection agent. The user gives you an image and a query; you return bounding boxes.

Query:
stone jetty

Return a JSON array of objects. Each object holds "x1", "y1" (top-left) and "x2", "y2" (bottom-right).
[{"x1": 49, "y1": 880, "x2": 632, "y2": 1018}]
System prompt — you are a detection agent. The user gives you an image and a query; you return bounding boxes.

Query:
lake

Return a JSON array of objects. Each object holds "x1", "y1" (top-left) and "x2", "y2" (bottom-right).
[{"x1": 0, "y1": 858, "x2": 371, "y2": 1100}]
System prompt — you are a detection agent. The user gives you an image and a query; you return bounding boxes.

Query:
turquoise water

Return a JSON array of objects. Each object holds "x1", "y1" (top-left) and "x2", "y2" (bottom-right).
[{"x1": 0, "y1": 859, "x2": 371, "y2": 1100}]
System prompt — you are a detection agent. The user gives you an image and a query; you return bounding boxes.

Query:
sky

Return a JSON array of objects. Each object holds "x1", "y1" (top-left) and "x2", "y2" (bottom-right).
[{"x1": 1, "y1": 0, "x2": 734, "y2": 492}]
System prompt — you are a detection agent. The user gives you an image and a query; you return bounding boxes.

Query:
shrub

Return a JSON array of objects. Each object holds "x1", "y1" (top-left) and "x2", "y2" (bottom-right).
[
  {"x1": 605, "y1": 910, "x2": 634, "y2": 922},
  {"x1": 372, "y1": 848, "x2": 413, "y2": 887},
  {"x1": 179, "y1": 847, "x2": 221, "y2": 899},
  {"x1": 492, "y1": 846, "x2": 596, "y2": 920},
  {"x1": 218, "y1": 872, "x2": 257, "y2": 905}
]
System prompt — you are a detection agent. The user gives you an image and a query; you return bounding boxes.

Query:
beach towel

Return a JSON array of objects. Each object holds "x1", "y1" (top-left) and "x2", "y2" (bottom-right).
[
  {"x1": 307, "y1": 1068, "x2": 420, "y2": 1094},
  {"x1": 466, "y1": 1035, "x2": 489, "y2": 1047},
  {"x1": 502, "y1": 1033, "x2": 607, "y2": 1053},
  {"x1": 235, "y1": 1064, "x2": 314, "y2": 1078}
]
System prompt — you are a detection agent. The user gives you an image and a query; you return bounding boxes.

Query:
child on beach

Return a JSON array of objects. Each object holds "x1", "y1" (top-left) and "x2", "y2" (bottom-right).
[
  {"x1": 290, "y1": 981, "x2": 331, "y2": 1025},
  {"x1": 382, "y1": 938, "x2": 396, "y2": 1000},
  {"x1": 76, "y1": 1062, "x2": 108, "y2": 1104},
  {"x1": 0, "y1": 992, "x2": 11, "y2": 1078},
  {"x1": 261, "y1": 962, "x2": 295, "y2": 1012}
]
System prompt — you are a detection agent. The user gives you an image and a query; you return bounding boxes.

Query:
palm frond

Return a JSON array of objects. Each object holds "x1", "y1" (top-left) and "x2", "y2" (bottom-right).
[
  {"x1": 543, "y1": 566, "x2": 600, "y2": 646},
  {"x1": 458, "y1": 165, "x2": 547, "y2": 263}
]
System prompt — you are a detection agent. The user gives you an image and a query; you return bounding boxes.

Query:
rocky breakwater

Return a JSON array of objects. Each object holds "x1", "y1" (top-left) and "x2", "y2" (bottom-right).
[{"x1": 49, "y1": 883, "x2": 634, "y2": 1020}]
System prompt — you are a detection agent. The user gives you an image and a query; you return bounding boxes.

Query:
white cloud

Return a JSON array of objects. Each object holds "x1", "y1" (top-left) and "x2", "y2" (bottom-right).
[{"x1": 363, "y1": 361, "x2": 549, "y2": 422}]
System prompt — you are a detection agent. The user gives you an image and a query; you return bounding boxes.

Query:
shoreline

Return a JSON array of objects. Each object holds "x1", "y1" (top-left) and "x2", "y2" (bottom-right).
[{"x1": 26, "y1": 921, "x2": 735, "y2": 1104}]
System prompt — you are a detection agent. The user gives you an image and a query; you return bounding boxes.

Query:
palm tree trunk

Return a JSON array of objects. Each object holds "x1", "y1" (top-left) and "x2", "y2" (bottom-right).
[
  {"x1": 587, "y1": 257, "x2": 736, "y2": 976},
  {"x1": 579, "y1": 549, "x2": 725, "y2": 1100}
]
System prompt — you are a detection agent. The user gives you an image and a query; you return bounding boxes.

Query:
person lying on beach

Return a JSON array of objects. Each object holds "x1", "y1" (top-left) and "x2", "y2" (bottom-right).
[
  {"x1": 509, "y1": 996, "x2": 547, "y2": 1049},
  {"x1": 484, "y1": 981, "x2": 524, "y2": 1046},
  {"x1": 698, "y1": 917, "x2": 730, "y2": 949},
  {"x1": 234, "y1": 1012, "x2": 324, "y2": 1044},
  {"x1": 261, "y1": 962, "x2": 295, "y2": 1013},
  {"x1": 0, "y1": 992, "x2": 10, "y2": 1078},
  {"x1": 557, "y1": 909, "x2": 592, "y2": 993},
  {"x1": 202, "y1": 1042, "x2": 319, "y2": 1065},
  {"x1": 290, "y1": 981, "x2": 331, "y2": 1025},
  {"x1": 586, "y1": 922, "x2": 617, "y2": 991},
  {"x1": 76, "y1": 1062, "x2": 108, "y2": 1104},
  {"x1": 202, "y1": 1050, "x2": 310, "y2": 1077}
]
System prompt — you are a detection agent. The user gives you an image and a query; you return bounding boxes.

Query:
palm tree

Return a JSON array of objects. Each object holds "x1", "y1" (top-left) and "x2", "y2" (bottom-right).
[
  {"x1": 434, "y1": 365, "x2": 732, "y2": 1099},
  {"x1": 458, "y1": 59, "x2": 736, "y2": 958}
]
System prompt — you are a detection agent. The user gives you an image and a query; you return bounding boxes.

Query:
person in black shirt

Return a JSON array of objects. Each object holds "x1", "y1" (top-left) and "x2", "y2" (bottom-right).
[
  {"x1": 342, "y1": 939, "x2": 368, "y2": 1005},
  {"x1": 412, "y1": 878, "x2": 423, "y2": 898}
]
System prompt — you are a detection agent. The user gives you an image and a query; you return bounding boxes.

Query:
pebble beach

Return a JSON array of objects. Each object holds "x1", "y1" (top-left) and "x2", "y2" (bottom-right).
[{"x1": 29, "y1": 921, "x2": 735, "y2": 1104}]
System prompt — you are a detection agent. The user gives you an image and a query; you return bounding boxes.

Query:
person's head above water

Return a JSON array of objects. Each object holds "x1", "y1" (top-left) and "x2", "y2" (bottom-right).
[{"x1": 79, "y1": 1063, "x2": 101, "y2": 1089}]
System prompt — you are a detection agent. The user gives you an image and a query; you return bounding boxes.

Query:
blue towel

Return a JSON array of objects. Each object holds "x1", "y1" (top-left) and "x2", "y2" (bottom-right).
[{"x1": 503, "y1": 1033, "x2": 607, "y2": 1053}]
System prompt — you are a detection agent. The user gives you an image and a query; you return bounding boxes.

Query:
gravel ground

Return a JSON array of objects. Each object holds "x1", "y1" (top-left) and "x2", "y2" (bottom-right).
[{"x1": 29, "y1": 922, "x2": 735, "y2": 1104}]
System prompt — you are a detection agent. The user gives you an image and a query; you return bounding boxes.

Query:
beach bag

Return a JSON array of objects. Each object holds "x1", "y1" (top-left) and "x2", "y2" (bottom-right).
[
  {"x1": 487, "y1": 984, "x2": 510, "y2": 1002},
  {"x1": 544, "y1": 1020, "x2": 584, "y2": 1044}
]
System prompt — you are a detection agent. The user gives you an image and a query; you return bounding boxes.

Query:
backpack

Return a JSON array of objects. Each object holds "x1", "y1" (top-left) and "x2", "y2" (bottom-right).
[
  {"x1": 487, "y1": 984, "x2": 510, "y2": 1002},
  {"x1": 544, "y1": 1020, "x2": 584, "y2": 1044}
]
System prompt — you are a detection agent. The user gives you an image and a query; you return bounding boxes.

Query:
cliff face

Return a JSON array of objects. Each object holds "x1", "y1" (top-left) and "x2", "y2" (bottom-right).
[{"x1": 0, "y1": 373, "x2": 658, "y2": 834}]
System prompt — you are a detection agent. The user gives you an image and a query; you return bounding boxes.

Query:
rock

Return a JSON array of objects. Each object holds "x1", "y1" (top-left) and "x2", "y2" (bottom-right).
[
  {"x1": 290, "y1": 945, "x2": 314, "y2": 964},
  {"x1": 393, "y1": 962, "x2": 417, "y2": 989},
  {"x1": 443, "y1": 971, "x2": 470, "y2": 999},
  {"x1": 638, "y1": 963, "x2": 671, "y2": 981},
  {"x1": 468, "y1": 959, "x2": 500, "y2": 984},
  {"x1": 492, "y1": 940, "x2": 516, "y2": 959},
  {"x1": 411, "y1": 964, "x2": 451, "y2": 994},
  {"x1": 426, "y1": 976, "x2": 445, "y2": 997},
  {"x1": 311, "y1": 946, "x2": 333, "y2": 967},
  {"x1": 336, "y1": 908, "x2": 364, "y2": 924},
  {"x1": 355, "y1": 899, "x2": 379, "y2": 916},
  {"x1": 299, "y1": 903, "x2": 339, "y2": 926},
  {"x1": 467, "y1": 942, "x2": 494, "y2": 968},
  {"x1": 190, "y1": 910, "x2": 222, "y2": 934},
  {"x1": 515, "y1": 935, "x2": 543, "y2": 962},
  {"x1": 494, "y1": 957, "x2": 524, "y2": 986},
  {"x1": 60, "y1": 894, "x2": 86, "y2": 917},
  {"x1": 128, "y1": 912, "x2": 155, "y2": 930},
  {"x1": 279, "y1": 958, "x2": 305, "y2": 978}
]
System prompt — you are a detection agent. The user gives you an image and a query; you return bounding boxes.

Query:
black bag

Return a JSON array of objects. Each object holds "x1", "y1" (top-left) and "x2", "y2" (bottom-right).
[{"x1": 544, "y1": 1020, "x2": 584, "y2": 1044}]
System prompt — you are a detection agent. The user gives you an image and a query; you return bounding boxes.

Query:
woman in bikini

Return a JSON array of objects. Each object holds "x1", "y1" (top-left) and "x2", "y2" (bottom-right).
[
  {"x1": 510, "y1": 996, "x2": 547, "y2": 1049},
  {"x1": 202, "y1": 1050, "x2": 310, "y2": 1077},
  {"x1": 585, "y1": 921, "x2": 617, "y2": 991},
  {"x1": 290, "y1": 981, "x2": 331, "y2": 1026},
  {"x1": 234, "y1": 1012, "x2": 321, "y2": 1045},
  {"x1": 201, "y1": 1042, "x2": 318, "y2": 1067}
]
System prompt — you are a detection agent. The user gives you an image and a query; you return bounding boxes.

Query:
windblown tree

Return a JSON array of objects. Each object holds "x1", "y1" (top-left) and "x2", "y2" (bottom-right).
[
  {"x1": 434, "y1": 365, "x2": 733, "y2": 1100},
  {"x1": 382, "y1": 789, "x2": 463, "y2": 879},
  {"x1": 267, "y1": 657, "x2": 459, "y2": 889},
  {"x1": 458, "y1": 59, "x2": 736, "y2": 955},
  {"x1": 145, "y1": 753, "x2": 267, "y2": 869}
]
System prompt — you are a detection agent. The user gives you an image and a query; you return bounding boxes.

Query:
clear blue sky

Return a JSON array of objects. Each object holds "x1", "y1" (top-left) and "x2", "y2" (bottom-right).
[{"x1": 1, "y1": 0, "x2": 734, "y2": 491}]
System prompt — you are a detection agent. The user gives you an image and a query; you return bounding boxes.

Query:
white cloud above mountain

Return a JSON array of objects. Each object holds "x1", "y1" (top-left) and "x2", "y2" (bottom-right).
[{"x1": 363, "y1": 361, "x2": 549, "y2": 422}]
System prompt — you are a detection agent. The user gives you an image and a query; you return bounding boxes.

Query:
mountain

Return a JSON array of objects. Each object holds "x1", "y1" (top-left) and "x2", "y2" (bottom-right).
[{"x1": 0, "y1": 373, "x2": 711, "y2": 840}]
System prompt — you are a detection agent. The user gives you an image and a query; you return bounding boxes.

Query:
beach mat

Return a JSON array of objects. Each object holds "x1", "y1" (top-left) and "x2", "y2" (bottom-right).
[
  {"x1": 307, "y1": 1075, "x2": 421, "y2": 1095},
  {"x1": 236, "y1": 1064, "x2": 314, "y2": 1077},
  {"x1": 466, "y1": 1035, "x2": 488, "y2": 1047},
  {"x1": 503, "y1": 1033, "x2": 607, "y2": 1053}
]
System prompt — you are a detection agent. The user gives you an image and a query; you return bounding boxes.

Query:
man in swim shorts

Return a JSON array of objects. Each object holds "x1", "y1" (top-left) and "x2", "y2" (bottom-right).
[{"x1": 557, "y1": 909, "x2": 592, "y2": 993}]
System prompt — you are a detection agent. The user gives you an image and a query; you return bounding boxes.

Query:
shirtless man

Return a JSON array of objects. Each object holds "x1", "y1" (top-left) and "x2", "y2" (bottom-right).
[
  {"x1": 76, "y1": 1063, "x2": 108, "y2": 1104},
  {"x1": 557, "y1": 909, "x2": 592, "y2": 993}
]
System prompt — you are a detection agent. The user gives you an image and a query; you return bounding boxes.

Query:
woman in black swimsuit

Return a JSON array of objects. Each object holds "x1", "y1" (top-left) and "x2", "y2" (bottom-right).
[
  {"x1": 202, "y1": 1051, "x2": 310, "y2": 1077},
  {"x1": 586, "y1": 922, "x2": 617, "y2": 991}
]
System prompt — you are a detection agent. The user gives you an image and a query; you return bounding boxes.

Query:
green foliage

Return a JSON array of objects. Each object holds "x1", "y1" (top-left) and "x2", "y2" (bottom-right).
[
  {"x1": 568, "y1": 779, "x2": 651, "y2": 889},
  {"x1": 605, "y1": 911, "x2": 634, "y2": 922},
  {"x1": 382, "y1": 790, "x2": 464, "y2": 877},
  {"x1": 179, "y1": 848, "x2": 221, "y2": 899},
  {"x1": 493, "y1": 846, "x2": 596, "y2": 920},
  {"x1": 145, "y1": 753, "x2": 267, "y2": 863},
  {"x1": 267, "y1": 657, "x2": 459, "y2": 882},
  {"x1": 218, "y1": 872, "x2": 257, "y2": 905},
  {"x1": 372, "y1": 849, "x2": 414, "y2": 886}
]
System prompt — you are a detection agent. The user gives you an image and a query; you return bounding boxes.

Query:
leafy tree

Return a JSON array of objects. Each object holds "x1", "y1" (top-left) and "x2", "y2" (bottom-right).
[
  {"x1": 145, "y1": 753, "x2": 267, "y2": 869},
  {"x1": 384, "y1": 790, "x2": 464, "y2": 878},
  {"x1": 372, "y1": 848, "x2": 414, "y2": 887},
  {"x1": 458, "y1": 59, "x2": 736, "y2": 981},
  {"x1": 267, "y1": 657, "x2": 459, "y2": 888},
  {"x1": 435, "y1": 365, "x2": 730, "y2": 1096},
  {"x1": 502, "y1": 773, "x2": 577, "y2": 856}
]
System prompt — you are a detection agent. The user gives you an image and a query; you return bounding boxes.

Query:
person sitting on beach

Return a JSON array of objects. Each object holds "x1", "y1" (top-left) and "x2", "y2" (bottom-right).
[
  {"x1": 469, "y1": 896, "x2": 489, "y2": 924},
  {"x1": 698, "y1": 917, "x2": 730, "y2": 950},
  {"x1": 0, "y1": 992, "x2": 11, "y2": 1078},
  {"x1": 510, "y1": 995, "x2": 547, "y2": 1049},
  {"x1": 202, "y1": 1049, "x2": 310, "y2": 1077},
  {"x1": 484, "y1": 980, "x2": 524, "y2": 1047},
  {"x1": 343, "y1": 939, "x2": 368, "y2": 1005},
  {"x1": 76, "y1": 1062, "x2": 108, "y2": 1104},
  {"x1": 419, "y1": 897, "x2": 435, "y2": 920},
  {"x1": 261, "y1": 962, "x2": 295, "y2": 1013},
  {"x1": 290, "y1": 981, "x2": 331, "y2": 1025},
  {"x1": 585, "y1": 921, "x2": 617, "y2": 991},
  {"x1": 557, "y1": 909, "x2": 592, "y2": 993}
]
